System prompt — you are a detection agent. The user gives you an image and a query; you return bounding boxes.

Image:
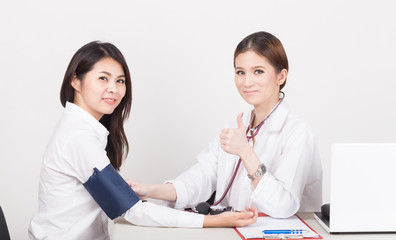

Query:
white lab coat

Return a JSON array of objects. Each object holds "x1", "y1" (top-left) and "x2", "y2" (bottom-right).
[
  {"x1": 29, "y1": 102, "x2": 203, "y2": 240},
  {"x1": 165, "y1": 102, "x2": 322, "y2": 218}
]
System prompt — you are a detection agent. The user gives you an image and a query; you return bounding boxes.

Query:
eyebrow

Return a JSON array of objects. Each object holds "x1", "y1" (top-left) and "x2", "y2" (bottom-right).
[
  {"x1": 99, "y1": 71, "x2": 126, "y2": 78},
  {"x1": 252, "y1": 65, "x2": 266, "y2": 69},
  {"x1": 235, "y1": 65, "x2": 266, "y2": 70}
]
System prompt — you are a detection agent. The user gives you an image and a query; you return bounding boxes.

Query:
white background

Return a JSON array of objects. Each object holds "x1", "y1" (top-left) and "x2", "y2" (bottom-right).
[{"x1": 1, "y1": 0, "x2": 395, "y2": 239}]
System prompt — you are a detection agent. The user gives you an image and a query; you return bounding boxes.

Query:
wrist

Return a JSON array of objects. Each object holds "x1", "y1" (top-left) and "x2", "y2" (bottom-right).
[
  {"x1": 247, "y1": 163, "x2": 266, "y2": 180},
  {"x1": 143, "y1": 184, "x2": 154, "y2": 199},
  {"x1": 239, "y1": 144, "x2": 253, "y2": 160},
  {"x1": 203, "y1": 214, "x2": 227, "y2": 227},
  {"x1": 203, "y1": 215, "x2": 218, "y2": 227}
]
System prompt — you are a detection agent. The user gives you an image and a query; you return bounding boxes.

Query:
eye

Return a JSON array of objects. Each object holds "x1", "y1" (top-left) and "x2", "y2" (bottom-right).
[
  {"x1": 117, "y1": 79, "x2": 126, "y2": 84},
  {"x1": 99, "y1": 76, "x2": 108, "y2": 81},
  {"x1": 254, "y1": 70, "x2": 264, "y2": 74},
  {"x1": 236, "y1": 70, "x2": 245, "y2": 75}
]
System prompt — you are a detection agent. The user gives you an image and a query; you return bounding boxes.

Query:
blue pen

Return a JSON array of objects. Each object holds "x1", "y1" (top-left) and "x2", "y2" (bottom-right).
[{"x1": 263, "y1": 229, "x2": 308, "y2": 234}]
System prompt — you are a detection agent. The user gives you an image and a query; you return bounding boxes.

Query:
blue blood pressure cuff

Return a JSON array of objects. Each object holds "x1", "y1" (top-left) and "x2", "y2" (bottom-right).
[{"x1": 83, "y1": 164, "x2": 140, "y2": 220}]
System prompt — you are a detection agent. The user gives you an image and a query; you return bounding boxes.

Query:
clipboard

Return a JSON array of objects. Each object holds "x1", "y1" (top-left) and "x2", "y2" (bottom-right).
[{"x1": 234, "y1": 213, "x2": 323, "y2": 240}]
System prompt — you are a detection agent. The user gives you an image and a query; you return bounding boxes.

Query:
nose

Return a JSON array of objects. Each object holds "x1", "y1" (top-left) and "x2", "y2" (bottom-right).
[
  {"x1": 243, "y1": 72, "x2": 254, "y2": 87},
  {"x1": 106, "y1": 80, "x2": 118, "y2": 93}
]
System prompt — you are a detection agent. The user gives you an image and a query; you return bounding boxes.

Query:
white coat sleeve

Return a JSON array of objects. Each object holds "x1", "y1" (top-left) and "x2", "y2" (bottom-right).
[
  {"x1": 123, "y1": 201, "x2": 204, "y2": 228},
  {"x1": 251, "y1": 122, "x2": 317, "y2": 218},
  {"x1": 163, "y1": 139, "x2": 220, "y2": 209}
]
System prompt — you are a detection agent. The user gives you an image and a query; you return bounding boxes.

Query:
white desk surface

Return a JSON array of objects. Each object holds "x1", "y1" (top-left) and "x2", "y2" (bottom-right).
[{"x1": 112, "y1": 212, "x2": 396, "y2": 240}]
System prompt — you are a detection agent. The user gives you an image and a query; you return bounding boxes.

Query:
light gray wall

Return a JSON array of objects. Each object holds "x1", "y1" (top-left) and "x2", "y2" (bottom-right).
[{"x1": 1, "y1": 0, "x2": 395, "y2": 239}]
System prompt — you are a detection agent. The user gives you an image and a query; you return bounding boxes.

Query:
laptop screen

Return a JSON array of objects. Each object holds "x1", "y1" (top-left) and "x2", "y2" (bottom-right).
[{"x1": 329, "y1": 143, "x2": 396, "y2": 232}]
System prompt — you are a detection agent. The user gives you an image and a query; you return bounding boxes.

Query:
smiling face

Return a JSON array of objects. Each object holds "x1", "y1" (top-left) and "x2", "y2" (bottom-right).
[
  {"x1": 71, "y1": 57, "x2": 127, "y2": 120},
  {"x1": 234, "y1": 50, "x2": 287, "y2": 111}
]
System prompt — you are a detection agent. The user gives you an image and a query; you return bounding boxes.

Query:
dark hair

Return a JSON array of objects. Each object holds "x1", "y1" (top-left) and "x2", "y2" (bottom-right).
[
  {"x1": 60, "y1": 41, "x2": 132, "y2": 171},
  {"x1": 234, "y1": 31, "x2": 289, "y2": 90}
]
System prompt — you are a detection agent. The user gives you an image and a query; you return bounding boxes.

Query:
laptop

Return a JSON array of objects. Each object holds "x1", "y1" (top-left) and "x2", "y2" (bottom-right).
[{"x1": 314, "y1": 143, "x2": 396, "y2": 233}]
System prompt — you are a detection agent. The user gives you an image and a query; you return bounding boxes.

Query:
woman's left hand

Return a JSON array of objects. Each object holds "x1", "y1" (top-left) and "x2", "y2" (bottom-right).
[
  {"x1": 125, "y1": 179, "x2": 149, "y2": 199},
  {"x1": 203, "y1": 206, "x2": 258, "y2": 227},
  {"x1": 220, "y1": 112, "x2": 251, "y2": 157}
]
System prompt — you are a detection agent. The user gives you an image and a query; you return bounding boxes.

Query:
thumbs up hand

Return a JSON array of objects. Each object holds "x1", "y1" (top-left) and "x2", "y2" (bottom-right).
[{"x1": 220, "y1": 113, "x2": 251, "y2": 157}]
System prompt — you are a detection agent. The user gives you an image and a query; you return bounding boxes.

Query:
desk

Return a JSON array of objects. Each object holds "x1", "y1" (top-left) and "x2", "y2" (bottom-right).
[{"x1": 112, "y1": 213, "x2": 396, "y2": 240}]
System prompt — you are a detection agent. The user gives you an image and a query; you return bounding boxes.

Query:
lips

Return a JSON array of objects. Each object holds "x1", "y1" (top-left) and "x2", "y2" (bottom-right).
[
  {"x1": 244, "y1": 90, "x2": 258, "y2": 95},
  {"x1": 103, "y1": 98, "x2": 117, "y2": 104}
]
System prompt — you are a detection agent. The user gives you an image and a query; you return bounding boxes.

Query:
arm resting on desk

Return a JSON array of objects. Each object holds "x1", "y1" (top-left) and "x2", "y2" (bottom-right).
[
  {"x1": 123, "y1": 202, "x2": 258, "y2": 228},
  {"x1": 124, "y1": 201, "x2": 204, "y2": 228}
]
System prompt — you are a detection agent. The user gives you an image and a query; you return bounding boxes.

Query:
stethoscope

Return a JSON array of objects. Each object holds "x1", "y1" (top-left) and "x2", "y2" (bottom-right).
[{"x1": 212, "y1": 92, "x2": 285, "y2": 206}]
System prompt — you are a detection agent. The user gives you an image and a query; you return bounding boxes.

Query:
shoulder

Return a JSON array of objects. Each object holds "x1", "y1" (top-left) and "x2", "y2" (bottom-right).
[
  {"x1": 59, "y1": 113, "x2": 99, "y2": 142},
  {"x1": 285, "y1": 112, "x2": 314, "y2": 133},
  {"x1": 273, "y1": 102, "x2": 313, "y2": 135},
  {"x1": 284, "y1": 113, "x2": 312, "y2": 132},
  {"x1": 49, "y1": 108, "x2": 106, "y2": 155},
  {"x1": 279, "y1": 113, "x2": 317, "y2": 152},
  {"x1": 57, "y1": 117, "x2": 109, "y2": 172},
  {"x1": 46, "y1": 121, "x2": 102, "y2": 165}
]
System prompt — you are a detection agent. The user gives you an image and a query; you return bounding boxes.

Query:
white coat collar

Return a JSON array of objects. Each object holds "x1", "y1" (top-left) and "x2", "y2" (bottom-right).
[
  {"x1": 65, "y1": 101, "x2": 109, "y2": 140},
  {"x1": 246, "y1": 101, "x2": 289, "y2": 135}
]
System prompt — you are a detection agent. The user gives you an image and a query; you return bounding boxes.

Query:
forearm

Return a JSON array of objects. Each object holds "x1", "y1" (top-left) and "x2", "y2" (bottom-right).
[
  {"x1": 239, "y1": 146, "x2": 263, "y2": 188},
  {"x1": 203, "y1": 215, "x2": 224, "y2": 227},
  {"x1": 125, "y1": 201, "x2": 257, "y2": 228},
  {"x1": 124, "y1": 201, "x2": 203, "y2": 227},
  {"x1": 251, "y1": 173, "x2": 299, "y2": 218},
  {"x1": 147, "y1": 183, "x2": 177, "y2": 202},
  {"x1": 239, "y1": 146, "x2": 298, "y2": 212},
  {"x1": 204, "y1": 215, "x2": 230, "y2": 227}
]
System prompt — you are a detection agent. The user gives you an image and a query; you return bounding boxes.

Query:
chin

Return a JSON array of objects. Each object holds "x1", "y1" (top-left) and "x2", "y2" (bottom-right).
[
  {"x1": 102, "y1": 108, "x2": 116, "y2": 115},
  {"x1": 242, "y1": 98, "x2": 259, "y2": 106}
]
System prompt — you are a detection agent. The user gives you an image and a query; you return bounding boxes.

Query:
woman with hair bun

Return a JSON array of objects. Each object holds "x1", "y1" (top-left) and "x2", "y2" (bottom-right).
[{"x1": 129, "y1": 31, "x2": 322, "y2": 219}]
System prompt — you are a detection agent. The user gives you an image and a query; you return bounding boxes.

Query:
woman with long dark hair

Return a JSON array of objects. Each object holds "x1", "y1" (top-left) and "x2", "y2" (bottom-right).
[
  {"x1": 129, "y1": 31, "x2": 322, "y2": 218},
  {"x1": 28, "y1": 41, "x2": 257, "y2": 240}
]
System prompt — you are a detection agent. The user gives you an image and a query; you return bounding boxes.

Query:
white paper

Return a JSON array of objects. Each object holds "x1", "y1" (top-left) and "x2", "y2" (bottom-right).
[{"x1": 236, "y1": 215, "x2": 319, "y2": 239}]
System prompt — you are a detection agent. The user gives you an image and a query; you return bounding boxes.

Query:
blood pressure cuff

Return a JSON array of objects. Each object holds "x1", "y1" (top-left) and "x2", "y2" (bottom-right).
[{"x1": 83, "y1": 164, "x2": 140, "y2": 220}]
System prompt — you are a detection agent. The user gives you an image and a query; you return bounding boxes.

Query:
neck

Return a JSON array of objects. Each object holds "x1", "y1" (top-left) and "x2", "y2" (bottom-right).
[{"x1": 252, "y1": 96, "x2": 281, "y2": 128}]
